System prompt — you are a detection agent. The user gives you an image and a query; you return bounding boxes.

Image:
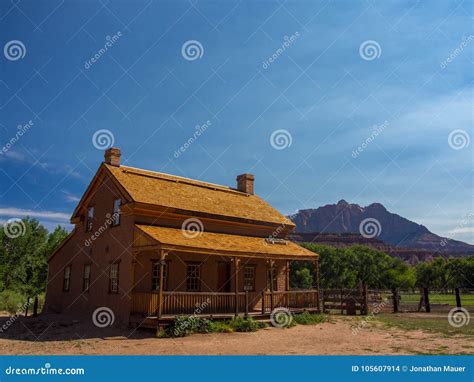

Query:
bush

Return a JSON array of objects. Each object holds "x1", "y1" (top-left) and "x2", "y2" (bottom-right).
[
  {"x1": 158, "y1": 316, "x2": 267, "y2": 337},
  {"x1": 230, "y1": 316, "x2": 266, "y2": 332},
  {"x1": 293, "y1": 312, "x2": 326, "y2": 325}
]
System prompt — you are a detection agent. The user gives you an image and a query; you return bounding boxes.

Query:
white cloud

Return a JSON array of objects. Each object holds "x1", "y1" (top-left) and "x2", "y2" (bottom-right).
[
  {"x1": 61, "y1": 190, "x2": 81, "y2": 203},
  {"x1": 0, "y1": 207, "x2": 70, "y2": 221}
]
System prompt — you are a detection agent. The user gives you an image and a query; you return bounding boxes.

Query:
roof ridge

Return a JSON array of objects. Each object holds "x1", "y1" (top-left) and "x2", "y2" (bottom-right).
[{"x1": 118, "y1": 165, "x2": 248, "y2": 196}]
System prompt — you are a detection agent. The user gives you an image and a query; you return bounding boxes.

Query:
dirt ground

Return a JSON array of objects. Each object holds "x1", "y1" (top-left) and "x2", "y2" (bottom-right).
[{"x1": 0, "y1": 312, "x2": 472, "y2": 355}]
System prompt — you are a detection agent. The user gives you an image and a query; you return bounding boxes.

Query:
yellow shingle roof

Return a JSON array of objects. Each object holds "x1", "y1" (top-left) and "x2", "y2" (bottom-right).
[
  {"x1": 106, "y1": 164, "x2": 294, "y2": 226},
  {"x1": 135, "y1": 225, "x2": 317, "y2": 259}
]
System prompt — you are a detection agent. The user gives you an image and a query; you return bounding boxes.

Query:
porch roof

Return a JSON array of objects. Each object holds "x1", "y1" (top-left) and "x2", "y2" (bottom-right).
[{"x1": 134, "y1": 225, "x2": 318, "y2": 260}]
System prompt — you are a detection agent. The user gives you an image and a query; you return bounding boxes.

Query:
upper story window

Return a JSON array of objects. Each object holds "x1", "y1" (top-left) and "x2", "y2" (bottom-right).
[
  {"x1": 186, "y1": 263, "x2": 201, "y2": 292},
  {"x1": 83, "y1": 264, "x2": 91, "y2": 292},
  {"x1": 63, "y1": 265, "x2": 71, "y2": 292},
  {"x1": 109, "y1": 263, "x2": 120, "y2": 294},
  {"x1": 86, "y1": 206, "x2": 94, "y2": 232},
  {"x1": 243, "y1": 265, "x2": 256, "y2": 291},
  {"x1": 112, "y1": 199, "x2": 121, "y2": 226}
]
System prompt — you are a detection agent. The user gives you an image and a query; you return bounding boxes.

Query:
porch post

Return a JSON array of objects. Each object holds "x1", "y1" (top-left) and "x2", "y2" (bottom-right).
[
  {"x1": 157, "y1": 250, "x2": 168, "y2": 320},
  {"x1": 314, "y1": 258, "x2": 321, "y2": 312},
  {"x1": 234, "y1": 257, "x2": 240, "y2": 316},
  {"x1": 269, "y1": 260, "x2": 275, "y2": 312}
]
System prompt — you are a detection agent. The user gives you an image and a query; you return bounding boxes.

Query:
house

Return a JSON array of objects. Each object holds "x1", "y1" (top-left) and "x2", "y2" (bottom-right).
[{"x1": 45, "y1": 148, "x2": 320, "y2": 326}]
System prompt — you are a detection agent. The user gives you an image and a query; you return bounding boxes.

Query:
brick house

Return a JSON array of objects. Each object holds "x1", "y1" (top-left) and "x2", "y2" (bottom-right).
[{"x1": 45, "y1": 148, "x2": 319, "y2": 326}]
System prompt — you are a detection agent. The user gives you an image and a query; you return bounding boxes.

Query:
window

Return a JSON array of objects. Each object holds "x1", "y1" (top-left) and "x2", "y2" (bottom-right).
[
  {"x1": 267, "y1": 264, "x2": 278, "y2": 291},
  {"x1": 112, "y1": 199, "x2": 121, "y2": 226},
  {"x1": 86, "y1": 206, "x2": 94, "y2": 232},
  {"x1": 151, "y1": 261, "x2": 168, "y2": 291},
  {"x1": 83, "y1": 264, "x2": 91, "y2": 292},
  {"x1": 109, "y1": 263, "x2": 119, "y2": 293},
  {"x1": 243, "y1": 265, "x2": 256, "y2": 291},
  {"x1": 63, "y1": 265, "x2": 71, "y2": 292},
  {"x1": 186, "y1": 263, "x2": 201, "y2": 292}
]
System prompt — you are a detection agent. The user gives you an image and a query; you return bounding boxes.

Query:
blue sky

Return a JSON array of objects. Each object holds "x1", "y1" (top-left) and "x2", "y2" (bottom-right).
[{"x1": 0, "y1": 0, "x2": 472, "y2": 243}]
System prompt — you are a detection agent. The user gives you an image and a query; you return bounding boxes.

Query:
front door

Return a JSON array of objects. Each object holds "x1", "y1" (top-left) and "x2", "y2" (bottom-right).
[{"x1": 217, "y1": 262, "x2": 231, "y2": 292}]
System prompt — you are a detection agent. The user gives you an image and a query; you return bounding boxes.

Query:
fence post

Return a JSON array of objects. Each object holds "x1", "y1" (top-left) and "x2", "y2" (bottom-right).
[
  {"x1": 361, "y1": 283, "x2": 368, "y2": 315},
  {"x1": 423, "y1": 288, "x2": 431, "y2": 313},
  {"x1": 33, "y1": 296, "x2": 39, "y2": 317},
  {"x1": 455, "y1": 288, "x2": 462, "y2": 310},
  {"x1": 392, "y1": 288, "x2": 399, "y2": 313},
  {"x1": 245, "y1": 291, "x2": 249, "y2": 317},
  {"x1": 261, "y1": 290, "x2": 266, "y2": 315}
]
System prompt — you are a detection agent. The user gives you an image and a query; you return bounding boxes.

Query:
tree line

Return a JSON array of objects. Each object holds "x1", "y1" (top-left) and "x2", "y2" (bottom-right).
[
  {"x1": 291, "y1": 244, "x2": 474, "y2": 291},
  {"x1": 0, "y1": 218, "x2": 68, "y2": 314}
]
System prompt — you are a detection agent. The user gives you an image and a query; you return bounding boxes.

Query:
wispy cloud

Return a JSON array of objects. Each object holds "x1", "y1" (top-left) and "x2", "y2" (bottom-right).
[
  {"x1": 0, "y1": 207, "x2": 70, "y2": 221},
  {"x1": 61, "y1": 190, "x2": 81, "y2": 203}
]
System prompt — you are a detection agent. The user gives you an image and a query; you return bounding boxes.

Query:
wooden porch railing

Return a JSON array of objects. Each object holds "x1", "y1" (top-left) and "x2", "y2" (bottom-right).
[{"x1": 131, "y1": 290, "x2": 319, "y2": 316}]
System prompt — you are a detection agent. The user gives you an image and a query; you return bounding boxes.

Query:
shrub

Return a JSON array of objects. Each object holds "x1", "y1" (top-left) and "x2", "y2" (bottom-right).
[
  {"x1": 229, "y1": 316, "x2": 266, "y2": 332},
  {"x1": 293, "y1": 312, "x2": 326, "y2": 325},
  {"x1": 157, "y1": 316, "x2": 267, "y2": 338}
]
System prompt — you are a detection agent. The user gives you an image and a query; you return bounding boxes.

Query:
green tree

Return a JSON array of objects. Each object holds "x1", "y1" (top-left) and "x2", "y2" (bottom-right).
[{"x1": 0, "y1": 218, "x2": 68, "y2": 314}]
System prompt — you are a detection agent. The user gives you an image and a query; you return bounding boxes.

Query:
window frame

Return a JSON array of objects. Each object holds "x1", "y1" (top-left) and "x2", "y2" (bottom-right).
[
  {"x1": 63, "y1": 264, "x2": 72, "y2": 292},
  {"x1": 85, "y1": 206, "x2": 94, "y2": 232},
  {"x1": 151, "y1": 260, "x2": 169, "y2": 291},
  {"x1": 243, "y1": 265, "x2": 256, "y2": 292},
  {"x1": 112, "y1": 198, "x2": 121, "y2": 226},
  {"x1": 108, "y1": 262, "x2": 120, "y2": 294},
  {"x1": 186, "y1": 262, "x2": 201, "y2": 292},
  {"x1": 82, "y1": 263, "x2": 91, "y2": 292},
  {"x1": 266, "y1": 263, "x2": 278, "y2": 291}
]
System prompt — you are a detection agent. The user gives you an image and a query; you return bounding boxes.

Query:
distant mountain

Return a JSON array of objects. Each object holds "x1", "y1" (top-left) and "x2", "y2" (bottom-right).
[{"x1": 290, "y1": 200, "x2": 474, "y2": 254}]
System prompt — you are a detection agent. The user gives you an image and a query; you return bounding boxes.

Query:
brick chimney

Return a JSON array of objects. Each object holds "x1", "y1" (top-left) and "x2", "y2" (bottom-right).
[
  {"x1": 236, "y1": 173, "x2": 254, "y2": 194},
  {"x1": 104, "y1": 147, "x2": 121, "y2": 167}
]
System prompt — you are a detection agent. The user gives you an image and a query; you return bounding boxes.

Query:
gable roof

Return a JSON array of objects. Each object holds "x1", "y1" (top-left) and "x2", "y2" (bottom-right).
[{"x1": 106, "y1": 164, "x2": 294, "y2": 226}]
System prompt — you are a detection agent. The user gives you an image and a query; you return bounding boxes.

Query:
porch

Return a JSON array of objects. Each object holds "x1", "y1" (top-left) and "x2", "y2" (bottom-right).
[
  {"x1": 131, "y1": 289, "x2": 320, "y2": 317},
  {"x1": 131, "y1": 224, "x2": 320, "y2": 324}
]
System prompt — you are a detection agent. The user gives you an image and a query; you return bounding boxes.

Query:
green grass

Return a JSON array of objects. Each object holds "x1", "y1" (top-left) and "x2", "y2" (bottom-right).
[
  {"x1": 293, "y1": 312, "x2": 327, "y2": 325},
  {"x1": 375, "y1": 313, "x2": 474, "y2": 337},
  {"x1": 398, "y1": 293, "x2": 474, "y2": 306}
]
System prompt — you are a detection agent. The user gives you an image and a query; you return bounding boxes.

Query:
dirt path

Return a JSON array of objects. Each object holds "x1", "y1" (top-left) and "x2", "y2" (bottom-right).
[{"x1": 0, "y1": 314, "x2": 471, "y2": 355}]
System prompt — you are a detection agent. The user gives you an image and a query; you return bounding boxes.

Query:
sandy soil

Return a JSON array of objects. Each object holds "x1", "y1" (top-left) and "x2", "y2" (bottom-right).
[{"x1": 0, "y1": 313, "x2": 471, "y2": 355}]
